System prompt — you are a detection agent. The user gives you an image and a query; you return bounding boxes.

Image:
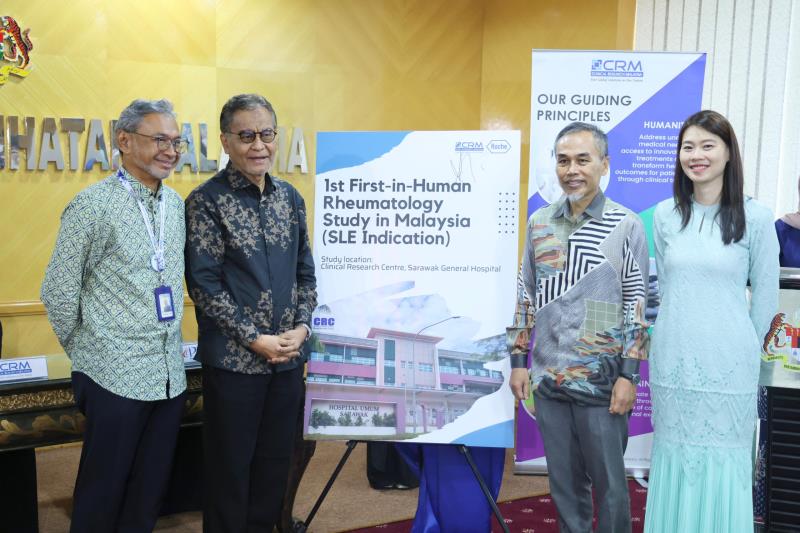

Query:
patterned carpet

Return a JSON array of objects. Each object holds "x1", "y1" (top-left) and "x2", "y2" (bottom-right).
[{"x1": 345, "y1": 479, "x2": 648, "y2": 533}]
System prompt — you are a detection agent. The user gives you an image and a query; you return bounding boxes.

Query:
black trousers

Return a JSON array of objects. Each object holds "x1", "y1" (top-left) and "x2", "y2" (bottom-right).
[
  {"x1": 202, "y1": 364, "x2": 304, "y2": 533},
  {"x1": 70, "y1": 371, "x2": 185, "y2": 533},
  {"x1": 278, "y1": 381, "x2": 316, "y2": 532}
]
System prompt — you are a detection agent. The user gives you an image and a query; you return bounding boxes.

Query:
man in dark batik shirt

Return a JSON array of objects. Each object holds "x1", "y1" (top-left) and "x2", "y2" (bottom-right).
[{"x1": 185, "y1": 93, "x2": 316, "y2": 532}]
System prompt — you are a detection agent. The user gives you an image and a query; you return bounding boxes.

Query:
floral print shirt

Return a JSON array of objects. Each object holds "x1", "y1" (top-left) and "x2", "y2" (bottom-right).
[
  {"x1": 506, "y1": 191, "x2": 650, "y2": 405},
  {"x1": 185, "y1": 164, "x2": 317, "y2": 374}
]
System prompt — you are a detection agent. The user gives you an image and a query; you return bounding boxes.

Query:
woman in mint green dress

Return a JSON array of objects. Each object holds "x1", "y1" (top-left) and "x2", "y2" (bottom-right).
[{"x1": 645, "y1": 110, "x2": 779, "y2": 533}]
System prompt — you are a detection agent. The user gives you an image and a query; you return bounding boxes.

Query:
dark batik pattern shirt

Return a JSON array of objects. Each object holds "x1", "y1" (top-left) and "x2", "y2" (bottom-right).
[
  {"x1": 507, "y1": 191, "x2": 650, "y2": 405},
  {"x1": 185, "y1": 164, "x2": 317, "y2": 374}
]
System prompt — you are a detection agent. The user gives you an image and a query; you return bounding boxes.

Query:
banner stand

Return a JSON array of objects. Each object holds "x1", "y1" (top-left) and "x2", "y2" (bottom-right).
[
  {"x1": 516, "y1": 49, "x2": 707, "y2": 474},
  {"x1": 293, "y1": 441, "x2": 510, "y2": 533}
]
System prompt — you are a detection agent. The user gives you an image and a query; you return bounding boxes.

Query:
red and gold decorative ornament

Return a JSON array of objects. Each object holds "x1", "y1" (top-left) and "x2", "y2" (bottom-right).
[{"x1": 0, "y1": 15, "x2": 33, "y2": 85}]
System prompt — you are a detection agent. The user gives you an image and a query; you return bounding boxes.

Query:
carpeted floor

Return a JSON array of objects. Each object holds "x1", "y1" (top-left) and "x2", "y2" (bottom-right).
[
  {"x1": 36, "y1": 441, "x2": 549, "y2": 532},
  {"x1": 345, "y1": 479, "x2": 649, "y2": 533}
]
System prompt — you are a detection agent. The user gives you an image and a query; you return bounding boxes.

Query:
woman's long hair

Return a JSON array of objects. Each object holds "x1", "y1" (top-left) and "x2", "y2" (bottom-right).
[{"x1": 673, "y1": 110, "x2": 745, "y2": 244}]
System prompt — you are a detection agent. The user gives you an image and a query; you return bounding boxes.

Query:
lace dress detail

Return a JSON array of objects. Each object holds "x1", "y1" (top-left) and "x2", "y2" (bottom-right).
[{"x1": 644, "y1": 199, "x2": 779, "y2": 533}]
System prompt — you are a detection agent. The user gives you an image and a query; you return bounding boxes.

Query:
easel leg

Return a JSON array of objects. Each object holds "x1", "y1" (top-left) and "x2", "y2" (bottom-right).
[
  {"x1": 294, "y1": 440, "x2": 359, "y2": 533},
  {"x1": 458, "y1": 445, "x2": 510, "y2": 533}
]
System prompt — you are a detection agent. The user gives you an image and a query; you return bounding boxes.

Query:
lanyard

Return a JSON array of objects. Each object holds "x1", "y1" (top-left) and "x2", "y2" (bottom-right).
[{"x1": 117, "y1": 170, "x2": 166, "y2": 272}]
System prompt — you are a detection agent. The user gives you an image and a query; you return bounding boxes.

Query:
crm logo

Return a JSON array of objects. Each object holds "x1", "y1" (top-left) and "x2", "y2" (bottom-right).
[
  {"x1": 0, "y1": 15, "x2": 33, "y2": 85},
  {"x1": 487, "y1": 139, "x2": 510, "y2": 153},
  {"x1": 0, "y1": 359, "x2": 32, "y2": 375},
  {"x1": 455, "y1": 141, "x2": 484, "y2": 153},
  {"x1": 591, "y1": 58, "x2": 643, "y2": 79}
]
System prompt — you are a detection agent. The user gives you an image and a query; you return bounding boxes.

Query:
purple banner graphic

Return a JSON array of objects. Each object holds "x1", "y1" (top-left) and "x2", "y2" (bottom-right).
[{"x1": 517, "y1": 50, "x2": 706, "y2": 472}]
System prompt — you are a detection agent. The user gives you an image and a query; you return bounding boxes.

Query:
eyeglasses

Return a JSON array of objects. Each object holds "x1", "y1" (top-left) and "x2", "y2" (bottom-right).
[
  {"x1": 130, "y1": 131, "x2": 189, "y2": 154},
  {"x1": 225, "y1": 129, "x2": 277, "y2": 144}
]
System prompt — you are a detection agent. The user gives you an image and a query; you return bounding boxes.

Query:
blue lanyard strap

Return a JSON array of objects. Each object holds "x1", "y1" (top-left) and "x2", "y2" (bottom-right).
[{"x1": 117, "y1": 169, "x2": 167, "y2": 271}]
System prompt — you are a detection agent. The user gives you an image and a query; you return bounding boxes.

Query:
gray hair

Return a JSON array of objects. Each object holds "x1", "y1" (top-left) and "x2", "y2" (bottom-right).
[
  {"x1": 554, "y1": 121, "x2": 608, "y2": 158},
  {"x1": 114, "y1": 99, "x2": 177, "y2": 134},
  {"x1": 220, "y1": 94, "x2": 277, "y2": 133}
]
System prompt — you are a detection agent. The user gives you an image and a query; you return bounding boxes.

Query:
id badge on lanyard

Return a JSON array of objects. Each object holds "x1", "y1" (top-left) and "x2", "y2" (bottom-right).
[
  {"x1": 154, "y1": 285, "x2": 176, "y2": 321},
  {"x1": 118, "y1": 170, "x2": 175, "y2": 322}
]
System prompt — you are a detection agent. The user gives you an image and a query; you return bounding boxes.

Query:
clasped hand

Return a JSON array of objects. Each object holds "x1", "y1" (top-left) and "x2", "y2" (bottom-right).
[{"x1": 248, "y1": 327, "x2": 306, "y2": 364}]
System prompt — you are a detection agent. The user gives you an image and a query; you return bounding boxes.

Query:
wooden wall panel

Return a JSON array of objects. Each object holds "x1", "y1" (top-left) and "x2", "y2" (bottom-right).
[{"x1": 0, "y1": 0, "x2": 636, "y2": 357}]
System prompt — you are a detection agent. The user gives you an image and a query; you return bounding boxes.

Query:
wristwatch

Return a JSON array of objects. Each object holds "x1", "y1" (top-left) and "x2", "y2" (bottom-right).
[
  {"x1": 299, "y1": 323, "x2": 312, "y2": 341},
  {"x1": 619, "y1": 371, "x2": 641, "y2": 385}
]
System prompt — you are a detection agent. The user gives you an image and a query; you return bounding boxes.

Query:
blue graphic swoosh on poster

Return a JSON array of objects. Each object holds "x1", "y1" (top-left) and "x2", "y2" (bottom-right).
[
  {"x1": 317, "y1": 131, "x2": 411, "y2": 174},
  {"x1": 453, "y1": 420, "x2": 514, "y2": 448}
]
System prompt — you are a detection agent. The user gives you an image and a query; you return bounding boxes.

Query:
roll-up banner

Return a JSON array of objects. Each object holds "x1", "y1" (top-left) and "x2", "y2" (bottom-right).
[
  {"x1": 304, "y1": 131, "x2": 521, "y2": 448},
  {"x1": 516, "y1": 50, "x2": 706, "y2": 475}
]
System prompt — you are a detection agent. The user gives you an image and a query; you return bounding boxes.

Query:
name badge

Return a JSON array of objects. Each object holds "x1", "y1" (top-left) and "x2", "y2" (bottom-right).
[{"x1": 154, "y1": 285, "x2": 176, "y2": 322}]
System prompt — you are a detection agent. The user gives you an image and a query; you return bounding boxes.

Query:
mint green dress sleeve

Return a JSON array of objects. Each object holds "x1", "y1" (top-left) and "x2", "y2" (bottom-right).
[{"x1": 747, "y1": 204, "x2": 780, "y2": 341}]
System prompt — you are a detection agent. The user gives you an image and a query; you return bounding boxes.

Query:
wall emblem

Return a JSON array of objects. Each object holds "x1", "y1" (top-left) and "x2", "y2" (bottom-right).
[{"x1": 0, "y1": 16, "x2": 33, "y2": 85}]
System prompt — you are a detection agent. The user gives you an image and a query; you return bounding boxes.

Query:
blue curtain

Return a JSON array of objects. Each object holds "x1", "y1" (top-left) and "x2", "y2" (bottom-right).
[{"x1": 396, "y1": 443, "x2": 505, "y2": 533}]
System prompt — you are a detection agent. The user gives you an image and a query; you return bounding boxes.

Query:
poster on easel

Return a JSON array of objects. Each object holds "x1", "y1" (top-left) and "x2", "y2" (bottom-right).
[{"x1": 304, "y1": 130, "x2": 521, "y2": 448}]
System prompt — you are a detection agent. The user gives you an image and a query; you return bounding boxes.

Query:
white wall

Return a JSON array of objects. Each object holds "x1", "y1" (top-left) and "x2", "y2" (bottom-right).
[{"x1": 635, "y1": 0, "x2": 800, "y2": 217}]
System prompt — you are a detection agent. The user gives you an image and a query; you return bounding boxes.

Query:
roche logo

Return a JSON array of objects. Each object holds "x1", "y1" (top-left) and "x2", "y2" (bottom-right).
[
  {"x1": 455, "y1": 141, "x2": 484, "y2": 153},
  {"x1": 487, "y1": 139, "x2": 510, "y2": 153},
  {"x1": 591, "y1": 58, "x2": 643, "y2": 79}
]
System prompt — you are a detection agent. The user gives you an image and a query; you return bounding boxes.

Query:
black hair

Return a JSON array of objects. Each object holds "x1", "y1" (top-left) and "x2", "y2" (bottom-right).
[{"x1": 673, "y1": 110, "x2": 745, "y2": 245}]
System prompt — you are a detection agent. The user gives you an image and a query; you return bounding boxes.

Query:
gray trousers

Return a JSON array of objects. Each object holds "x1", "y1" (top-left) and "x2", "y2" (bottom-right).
[{"x1": 534, "y1": 391, "x2": 631, "y2": 533}]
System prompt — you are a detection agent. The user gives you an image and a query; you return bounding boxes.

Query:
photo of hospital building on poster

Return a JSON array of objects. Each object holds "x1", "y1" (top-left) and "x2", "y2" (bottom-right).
[{"x1": 306, "y1": 329, "x2": 505, "y2": 438}]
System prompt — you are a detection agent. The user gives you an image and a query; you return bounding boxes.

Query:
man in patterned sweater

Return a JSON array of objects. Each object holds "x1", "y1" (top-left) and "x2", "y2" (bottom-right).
[
  {"x1": 508, "y1": 122, "x2": 650, "y2": 533},
  {"x1": 185, "y1": 94, "x2": 317, "y2": 532},
  {"x1": 42, "y1": 99, "x2": 188, "y2": 532}
]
